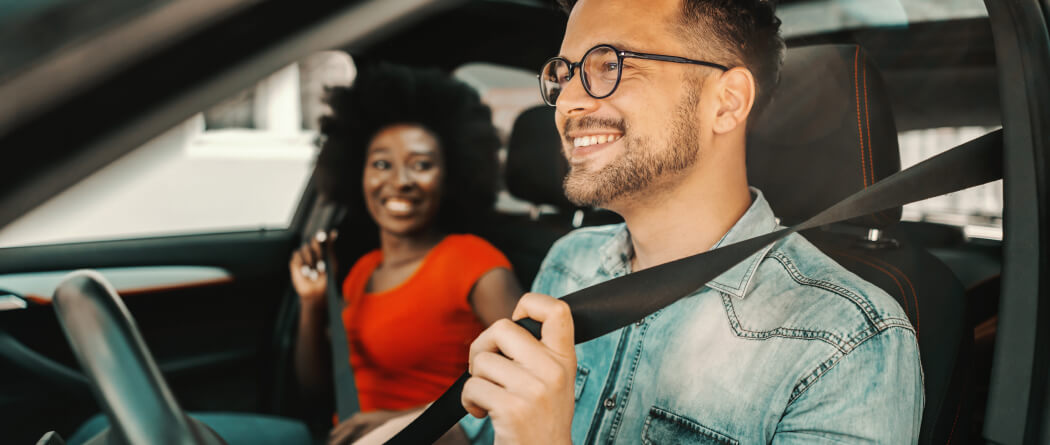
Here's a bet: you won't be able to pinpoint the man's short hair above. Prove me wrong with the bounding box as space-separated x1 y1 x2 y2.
557 0 785 116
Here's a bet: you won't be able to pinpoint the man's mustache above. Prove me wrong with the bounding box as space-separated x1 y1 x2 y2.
562 116 627 144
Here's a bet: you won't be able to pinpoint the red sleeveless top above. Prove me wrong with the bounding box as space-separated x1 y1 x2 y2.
340 234 511 411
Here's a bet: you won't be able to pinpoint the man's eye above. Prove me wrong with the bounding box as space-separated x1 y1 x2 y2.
371 160 390 170
603 62 619 72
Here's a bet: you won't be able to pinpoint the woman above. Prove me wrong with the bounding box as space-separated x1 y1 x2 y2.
290 63 522 444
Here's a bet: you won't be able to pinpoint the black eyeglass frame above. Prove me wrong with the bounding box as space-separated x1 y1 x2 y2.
538 44 732 106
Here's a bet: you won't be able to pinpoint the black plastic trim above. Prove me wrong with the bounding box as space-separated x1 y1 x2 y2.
982 0 1050 443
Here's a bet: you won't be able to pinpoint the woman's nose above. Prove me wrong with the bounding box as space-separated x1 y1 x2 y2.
394 166 413 189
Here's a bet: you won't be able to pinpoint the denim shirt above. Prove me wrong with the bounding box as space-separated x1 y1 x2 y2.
461 189 924 444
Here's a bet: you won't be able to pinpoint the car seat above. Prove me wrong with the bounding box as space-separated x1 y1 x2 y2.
747 44 972 445
483 105 621 287
489 44 972 444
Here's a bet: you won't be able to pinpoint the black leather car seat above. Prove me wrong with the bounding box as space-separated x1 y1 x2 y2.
505 105 623 229
483 105 620 287
748 44 972 445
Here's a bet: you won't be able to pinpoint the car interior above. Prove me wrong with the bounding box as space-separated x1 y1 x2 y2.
0 0 1046 444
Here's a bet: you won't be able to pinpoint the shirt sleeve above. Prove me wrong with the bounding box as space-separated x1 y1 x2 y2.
447 235 513 307
458 414 495 445
772 326 924 444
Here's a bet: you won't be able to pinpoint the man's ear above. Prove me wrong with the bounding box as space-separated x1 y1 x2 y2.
712 67 756 135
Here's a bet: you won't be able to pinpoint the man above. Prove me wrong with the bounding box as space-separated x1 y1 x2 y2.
359 0 923 443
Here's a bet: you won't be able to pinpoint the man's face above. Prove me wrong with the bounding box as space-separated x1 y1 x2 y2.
556 0 711 208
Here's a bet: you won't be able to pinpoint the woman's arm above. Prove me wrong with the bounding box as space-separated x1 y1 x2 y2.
468 268 523 327
294 297 334 400
291 231 337 400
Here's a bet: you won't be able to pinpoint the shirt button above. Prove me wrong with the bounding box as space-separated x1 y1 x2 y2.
603 394 617 410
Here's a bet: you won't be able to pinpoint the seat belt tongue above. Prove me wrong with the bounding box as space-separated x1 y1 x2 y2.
384 130 1004 444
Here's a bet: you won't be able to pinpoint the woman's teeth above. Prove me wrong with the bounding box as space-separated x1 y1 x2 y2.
573 134 622 148
385 199 412 213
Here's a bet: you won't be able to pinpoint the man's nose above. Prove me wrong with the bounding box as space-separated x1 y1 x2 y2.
556 72 600 117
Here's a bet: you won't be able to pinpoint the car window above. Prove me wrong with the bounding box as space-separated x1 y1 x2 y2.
0 51 355 248
900 126 1003 240
778 0 988 37
454 63 555 216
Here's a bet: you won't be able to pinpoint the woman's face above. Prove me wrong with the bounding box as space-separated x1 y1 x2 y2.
362 124 445 236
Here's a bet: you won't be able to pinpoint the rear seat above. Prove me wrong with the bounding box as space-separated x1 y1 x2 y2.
482 105 620 287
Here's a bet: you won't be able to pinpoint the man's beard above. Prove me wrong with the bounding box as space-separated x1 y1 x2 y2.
563 88 702 208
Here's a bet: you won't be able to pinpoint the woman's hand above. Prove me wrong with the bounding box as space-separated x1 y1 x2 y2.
289 230 338 308
328 408 419 445
344 406 469 445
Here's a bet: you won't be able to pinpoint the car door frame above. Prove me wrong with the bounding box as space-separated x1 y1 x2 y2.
982 0 1050 443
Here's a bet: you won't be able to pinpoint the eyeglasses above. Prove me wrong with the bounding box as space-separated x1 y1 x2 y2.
538 44 730 106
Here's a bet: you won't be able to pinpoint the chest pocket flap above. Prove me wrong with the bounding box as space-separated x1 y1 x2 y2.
574 365 589 401
642 406 739 445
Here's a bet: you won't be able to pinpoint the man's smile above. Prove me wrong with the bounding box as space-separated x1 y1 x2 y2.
567 131 624 161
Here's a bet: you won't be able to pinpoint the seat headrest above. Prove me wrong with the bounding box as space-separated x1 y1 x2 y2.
747 44 901 229
505 105 574 209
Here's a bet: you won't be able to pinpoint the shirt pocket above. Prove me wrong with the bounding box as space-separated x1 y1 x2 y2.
642 406 739 445
574 365 589 401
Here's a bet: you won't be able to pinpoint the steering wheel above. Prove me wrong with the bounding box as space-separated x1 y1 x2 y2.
52 270 226 445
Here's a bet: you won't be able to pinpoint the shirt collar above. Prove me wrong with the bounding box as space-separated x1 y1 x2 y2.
596 187 780 299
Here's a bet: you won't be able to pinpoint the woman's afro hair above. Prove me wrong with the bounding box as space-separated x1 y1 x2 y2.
313 62 501 235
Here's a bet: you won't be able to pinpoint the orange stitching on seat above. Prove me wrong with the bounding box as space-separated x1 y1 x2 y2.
829 249 911 328
863 55 875 187
856 253 921 336
946 399 962 444
861 56 885 226
854 47 867 188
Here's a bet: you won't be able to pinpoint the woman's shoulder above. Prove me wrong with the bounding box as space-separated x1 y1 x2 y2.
440 232 510 260
342 249 382 295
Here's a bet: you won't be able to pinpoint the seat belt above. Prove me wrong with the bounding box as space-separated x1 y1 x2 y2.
304 201 360 421
325 205 360 421
385 129 1005 444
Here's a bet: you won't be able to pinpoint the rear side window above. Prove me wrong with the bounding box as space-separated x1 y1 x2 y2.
899 127 1003 240
0 52 355 248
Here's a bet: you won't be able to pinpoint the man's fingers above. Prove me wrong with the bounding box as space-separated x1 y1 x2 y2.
469 351 542 391
469 319 549 368
511 293 576 356
461 374 516 419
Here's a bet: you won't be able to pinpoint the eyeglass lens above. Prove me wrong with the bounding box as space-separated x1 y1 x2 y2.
540 46 620 105
540 59 570 105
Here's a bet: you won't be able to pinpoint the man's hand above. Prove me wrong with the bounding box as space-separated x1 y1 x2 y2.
461 293 577 445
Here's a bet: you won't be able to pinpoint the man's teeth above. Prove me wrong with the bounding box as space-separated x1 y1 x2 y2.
385 199 412 212
573 134 622 148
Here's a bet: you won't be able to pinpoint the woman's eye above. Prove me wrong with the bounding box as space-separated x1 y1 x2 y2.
414 160 434 171
371 160 390 170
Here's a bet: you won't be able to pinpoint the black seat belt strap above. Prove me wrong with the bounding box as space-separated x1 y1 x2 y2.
387 130 1004 444
306 202 360 421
